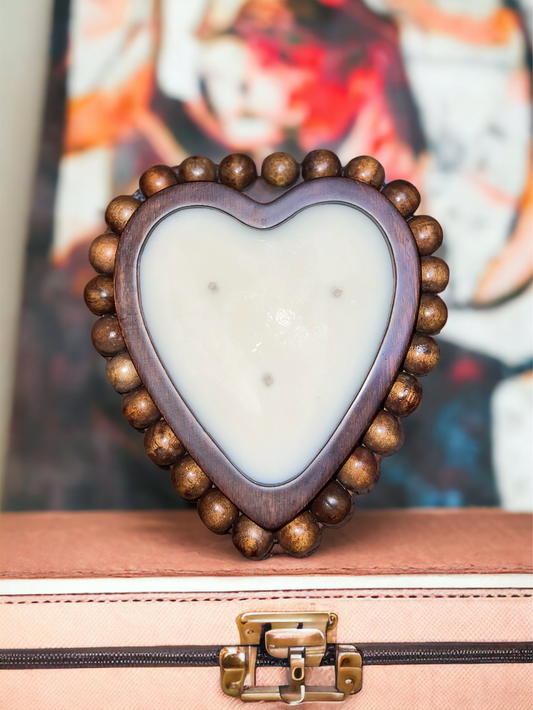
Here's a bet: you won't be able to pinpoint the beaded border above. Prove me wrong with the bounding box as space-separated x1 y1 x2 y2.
84 151 449 560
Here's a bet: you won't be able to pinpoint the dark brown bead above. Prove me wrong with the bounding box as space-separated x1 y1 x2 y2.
301 149 341 180
403 333 440 376
232 515 275 560
170 455 211 501
218 153 257 191
421 256 450 293
197 487 238 534
337 446 378 492
84 274 115 315
343 155 384 188
105 195 140 235
277 512 321 558
121 387 160 430
385 372 423 418
91 315 125 357
139 165 178 197
261 152 299 188
417 293 448 335
409 216 443 256
381 180 421 218
310 481 353 528
105 352 141 393
89 233 119 275
363 410 402 455
179 155 217 183
144 419 185 466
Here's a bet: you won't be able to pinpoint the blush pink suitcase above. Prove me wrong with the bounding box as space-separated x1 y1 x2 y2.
1 508 531 709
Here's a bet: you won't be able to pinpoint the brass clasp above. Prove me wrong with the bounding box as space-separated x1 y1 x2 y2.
220 612 362 704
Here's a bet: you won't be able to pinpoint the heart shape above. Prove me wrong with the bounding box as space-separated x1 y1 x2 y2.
116 178 419 529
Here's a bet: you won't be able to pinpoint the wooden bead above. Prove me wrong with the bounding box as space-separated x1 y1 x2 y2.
121 387 160 430
232 515 274 560
197 487 238 534
105 352 141 393
337 446 378 492
381 180 420 218
89 233 119 275
261 152 299 188
343 156 384 188
139 165 178 197
421 256 449 293
409 216 443 255
385 372 423 418
179 155 217 183
170 455 211 501
144 419 185 466
363 410 402 455
277 512 321 558
403 333 440 376
84 274 115 315
105 195 140 235
310 481 353 528
417 293 448 335
91 315 125 357
301 149 341 180
218 153 257 191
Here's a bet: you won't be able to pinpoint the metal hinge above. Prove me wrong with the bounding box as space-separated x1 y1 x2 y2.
220 612 362 704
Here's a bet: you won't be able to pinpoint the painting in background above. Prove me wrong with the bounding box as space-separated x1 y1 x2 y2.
3 0 532 511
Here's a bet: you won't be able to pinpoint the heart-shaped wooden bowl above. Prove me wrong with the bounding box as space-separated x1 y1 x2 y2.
85 152 449 559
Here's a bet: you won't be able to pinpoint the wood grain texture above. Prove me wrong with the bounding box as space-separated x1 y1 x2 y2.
91 315 125 357
277 511 321 558
89 233 119 275
197 488 238 534
309 481 354 528
139 165 178 197
337 446 378 492
384 372 423 418
343 155 384 188
105 352 141 393
261 151 300 187
105 195 140 235
218 153 256 191
143 419 185 466
381 180 421 218
83 274 115 315
114 178 420 529
301 149 341 180
170 455 211 501
231 515 274 560
178 156 217 183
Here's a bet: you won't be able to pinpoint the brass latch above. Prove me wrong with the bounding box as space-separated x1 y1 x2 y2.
220 612 362 704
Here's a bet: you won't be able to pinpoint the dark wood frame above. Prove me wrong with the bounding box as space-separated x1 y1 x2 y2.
115 177 419 529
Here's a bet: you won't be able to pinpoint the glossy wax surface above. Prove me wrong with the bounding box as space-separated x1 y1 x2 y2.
140 204 393 485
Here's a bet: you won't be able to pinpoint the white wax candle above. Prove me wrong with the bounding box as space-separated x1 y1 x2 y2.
140 204 393 485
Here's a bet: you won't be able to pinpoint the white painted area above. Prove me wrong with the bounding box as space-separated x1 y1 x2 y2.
492 373 533 512
1 574 530 597
53 149 113 259
140 204 393 485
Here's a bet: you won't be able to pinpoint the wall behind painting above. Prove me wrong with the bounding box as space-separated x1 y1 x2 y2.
1 0 532 512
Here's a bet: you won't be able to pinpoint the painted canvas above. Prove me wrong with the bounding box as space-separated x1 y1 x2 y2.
3 0 532 512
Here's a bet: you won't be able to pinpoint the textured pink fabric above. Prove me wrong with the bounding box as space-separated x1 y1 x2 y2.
1 589 531 648
1 509 531 578
2 665 532 710
1 510 531 708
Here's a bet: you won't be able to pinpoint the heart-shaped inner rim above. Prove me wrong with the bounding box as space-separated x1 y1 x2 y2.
139 203 394 486
115 179 419 529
